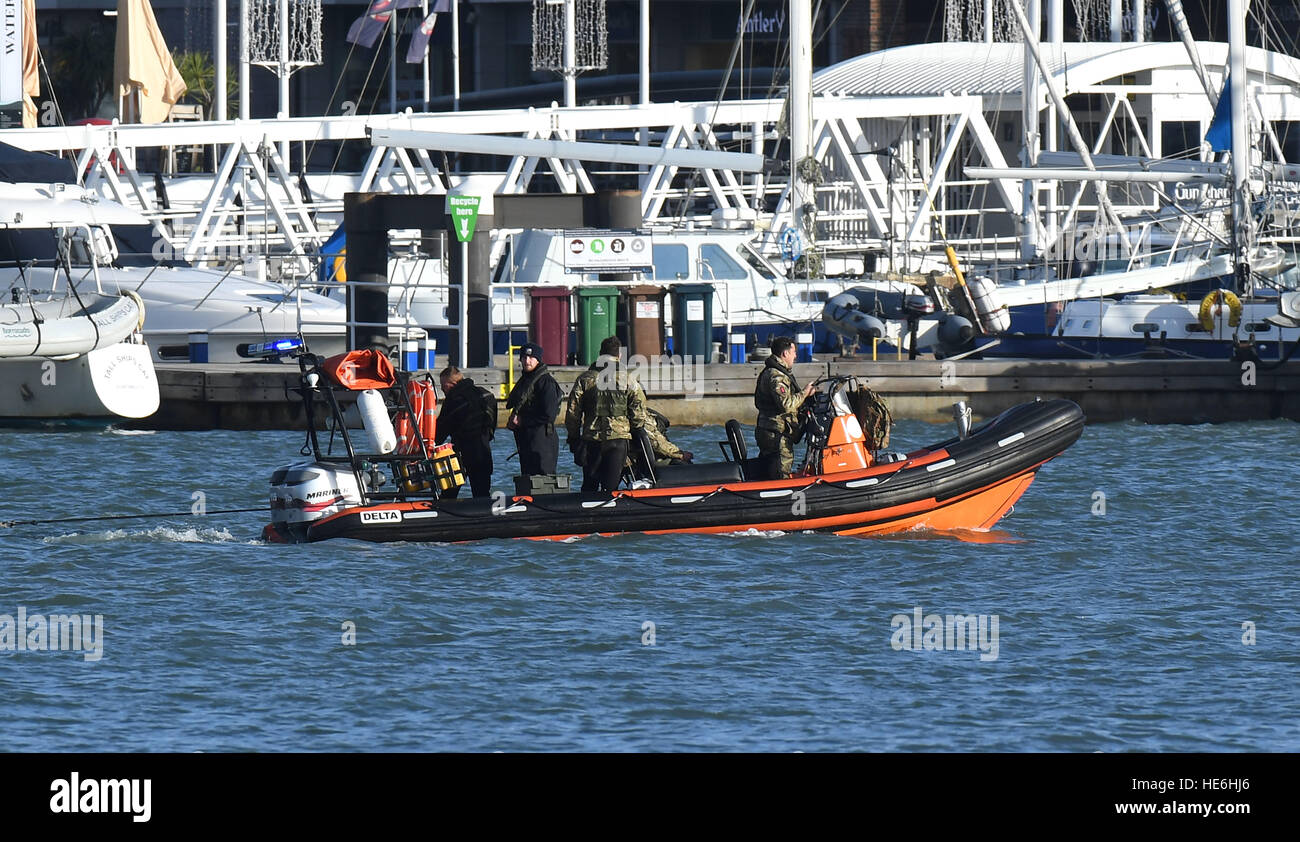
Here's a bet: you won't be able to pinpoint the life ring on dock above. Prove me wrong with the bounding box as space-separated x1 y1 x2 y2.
1198 289 1242 331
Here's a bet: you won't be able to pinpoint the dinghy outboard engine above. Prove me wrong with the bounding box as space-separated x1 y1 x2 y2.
265 461 364 543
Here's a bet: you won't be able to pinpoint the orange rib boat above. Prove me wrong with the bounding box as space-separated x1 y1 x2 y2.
263 353 1084 544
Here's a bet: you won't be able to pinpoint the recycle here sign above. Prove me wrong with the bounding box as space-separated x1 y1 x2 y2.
446 195 481 243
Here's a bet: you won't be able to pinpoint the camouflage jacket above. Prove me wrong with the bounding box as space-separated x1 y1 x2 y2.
754 356 804 435
565 358 648 442
648 424 683 462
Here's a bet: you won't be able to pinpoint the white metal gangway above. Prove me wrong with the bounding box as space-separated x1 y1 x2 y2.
2 96 1031 277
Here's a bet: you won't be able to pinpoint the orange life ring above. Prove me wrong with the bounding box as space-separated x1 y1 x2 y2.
395 379 437 456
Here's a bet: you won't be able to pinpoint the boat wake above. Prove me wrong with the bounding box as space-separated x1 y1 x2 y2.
724 528 788 538
872 525 1024 544
106 428 157 436
44 526 246 545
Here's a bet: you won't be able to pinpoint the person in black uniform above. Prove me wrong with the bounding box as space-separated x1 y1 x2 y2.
435 366 496 499
505 342 563 476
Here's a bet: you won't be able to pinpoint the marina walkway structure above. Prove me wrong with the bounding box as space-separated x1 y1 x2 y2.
6 40 1299 281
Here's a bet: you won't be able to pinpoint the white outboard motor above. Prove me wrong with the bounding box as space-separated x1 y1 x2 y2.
269 461 364 540
966 276 1011 335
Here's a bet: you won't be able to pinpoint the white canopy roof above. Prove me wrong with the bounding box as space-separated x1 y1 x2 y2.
812 41 1300 104
0 183 150 229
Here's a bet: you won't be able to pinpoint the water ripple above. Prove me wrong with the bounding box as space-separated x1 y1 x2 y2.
0 420 1297 750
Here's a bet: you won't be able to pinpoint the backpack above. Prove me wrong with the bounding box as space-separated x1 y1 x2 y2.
475 386 499 439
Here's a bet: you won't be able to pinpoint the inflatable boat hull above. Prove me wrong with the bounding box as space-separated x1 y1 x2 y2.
267 398 1084 544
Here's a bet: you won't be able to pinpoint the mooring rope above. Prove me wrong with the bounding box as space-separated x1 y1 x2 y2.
1 508 267 529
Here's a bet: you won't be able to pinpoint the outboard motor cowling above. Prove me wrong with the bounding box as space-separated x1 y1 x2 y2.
269 460 364 541
902 294 935 318
1267 290 1300 329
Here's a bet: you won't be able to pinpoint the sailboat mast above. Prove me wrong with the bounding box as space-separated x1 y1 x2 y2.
789 0 815 271
216 0 227 120
239 0 249 120
1164 0 1219 105
1022 0 1041 262
1229 0 1251 286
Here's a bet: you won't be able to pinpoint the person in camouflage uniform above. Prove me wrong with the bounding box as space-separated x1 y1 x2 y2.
754 336 816 479
622 407 694 483
565 336 649 492
645 407 692 465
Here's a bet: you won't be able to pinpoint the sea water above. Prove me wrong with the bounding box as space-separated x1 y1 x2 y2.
0 418 1296 751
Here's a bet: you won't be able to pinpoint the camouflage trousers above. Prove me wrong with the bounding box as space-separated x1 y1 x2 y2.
755 427 797 479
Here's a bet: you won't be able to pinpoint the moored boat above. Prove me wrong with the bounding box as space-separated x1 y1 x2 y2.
263 350 1084 544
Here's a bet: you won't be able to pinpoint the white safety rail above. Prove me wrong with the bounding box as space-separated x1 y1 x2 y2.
14 46 1286 279
1 97 1037 276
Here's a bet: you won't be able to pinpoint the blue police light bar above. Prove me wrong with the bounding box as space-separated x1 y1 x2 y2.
237 337 305 358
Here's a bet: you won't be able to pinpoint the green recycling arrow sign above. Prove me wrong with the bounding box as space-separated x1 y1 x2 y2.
446 195 481 243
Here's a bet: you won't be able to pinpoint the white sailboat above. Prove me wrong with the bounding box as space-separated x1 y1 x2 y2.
1 181 159 422
994 0 1300 360
0 168 349 366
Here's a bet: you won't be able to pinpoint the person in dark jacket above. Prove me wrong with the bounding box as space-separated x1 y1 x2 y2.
436 366 496 499
505 342 563 476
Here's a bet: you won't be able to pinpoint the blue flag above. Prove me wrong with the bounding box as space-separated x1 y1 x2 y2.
1204 75 1233 153
346 11 391 48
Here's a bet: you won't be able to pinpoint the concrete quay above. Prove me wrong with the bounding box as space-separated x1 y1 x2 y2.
137 357 1300 430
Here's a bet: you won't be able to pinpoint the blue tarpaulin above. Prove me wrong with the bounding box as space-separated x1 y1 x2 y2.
318 226 346 287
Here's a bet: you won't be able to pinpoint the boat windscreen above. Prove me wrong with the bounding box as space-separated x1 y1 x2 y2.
0 228 58 268
738 242 778 280
111 223 190 267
